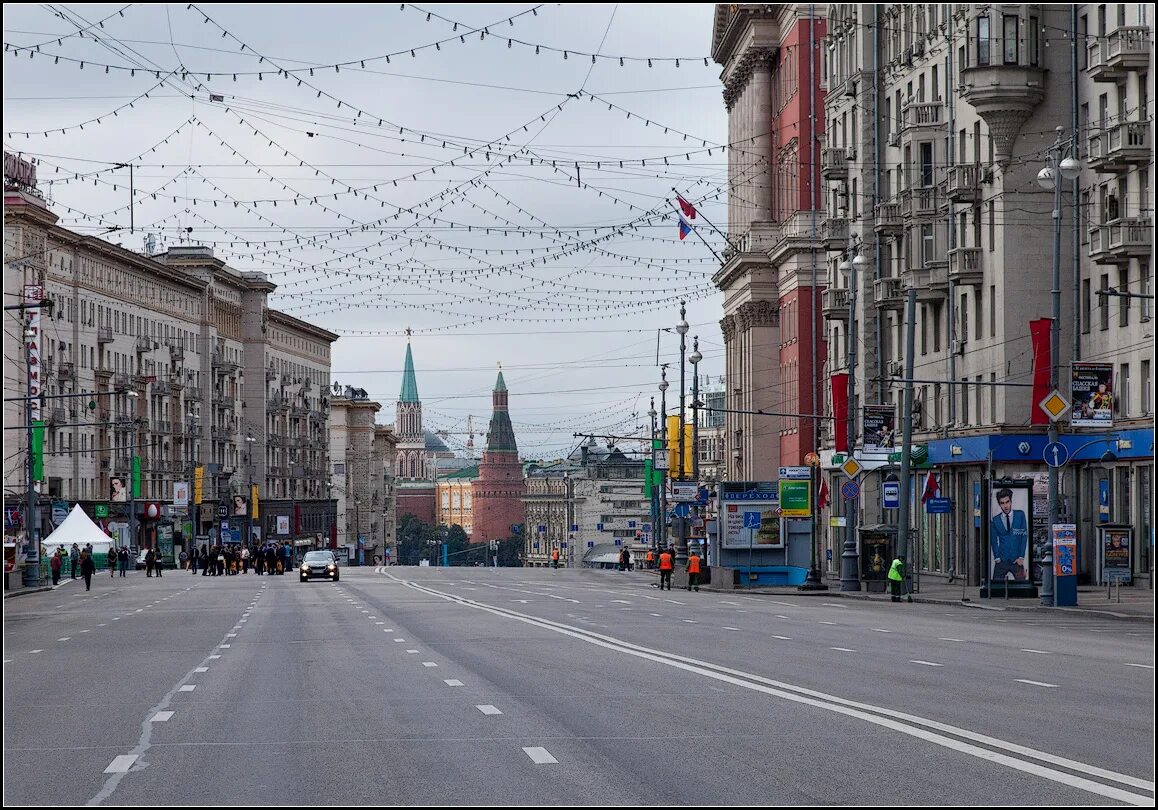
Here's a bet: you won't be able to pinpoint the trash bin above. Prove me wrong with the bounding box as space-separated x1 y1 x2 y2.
859 524 897 593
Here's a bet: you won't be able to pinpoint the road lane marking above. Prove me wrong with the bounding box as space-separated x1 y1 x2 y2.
911 660 944 667
443 679 464 687
1015 679 1059 688
58 637 70 642
208 655 221 659
406 650 419 654
665 599 686 605
523 747 557 764
97 623 106 627
422 662 438 667
393 638 405 643
227 633 237 638
104 755 138 773
939 638 965 642
771 635 792 640
682 619 698 624
768 600 797 607
611 600 631 604
830 647 856 652
775 615 790 619
29 650 43 654
723 626 741 631
871 629 892 633
376 622 385 625
1021 649 1052 655
396 575 1155 804
178 685 196 692
194 667 209 673
649 613 662 617
822 603 847 608
220 644 230 648
476 705 503 715
150 712 174 722
818 621 836 626
1124 663 1154 669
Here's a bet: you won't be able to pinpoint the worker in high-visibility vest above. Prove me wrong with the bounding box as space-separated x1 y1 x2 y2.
646 549 655 570
888 556 911 603
657 548 674 590
686 551 702 592
551 547 560 570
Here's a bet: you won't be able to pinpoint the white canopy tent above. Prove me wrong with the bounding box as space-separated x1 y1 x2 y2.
42 504 113 556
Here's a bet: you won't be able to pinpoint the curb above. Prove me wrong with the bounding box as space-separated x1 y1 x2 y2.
2 586 52 599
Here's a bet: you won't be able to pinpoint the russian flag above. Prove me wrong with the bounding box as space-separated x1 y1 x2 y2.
678 212 694 240
676 195 697 220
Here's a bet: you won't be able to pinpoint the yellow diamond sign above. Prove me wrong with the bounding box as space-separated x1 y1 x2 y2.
840 457 863 479
1038 390 1070 422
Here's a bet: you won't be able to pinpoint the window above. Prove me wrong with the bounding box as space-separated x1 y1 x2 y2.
990 373 998 422
989 285 996 337
1082 279 1092 334
921 223 935 264
959 292 969 343
961 379 970 425
1120 364 1130 417
933 303 943 352
920 142 934 186
974 292 982 344
975 376 983 423
933 383 942 427
1029 17 1039 65
1100 275 1110 330
921 305 928 355
1143 361 1152 415
1119 267 1130 327
1002 15 1019 64
988 201 995 250
973 122 981 164
1142 272 1152 321
932 65 939 101
977 15 991 65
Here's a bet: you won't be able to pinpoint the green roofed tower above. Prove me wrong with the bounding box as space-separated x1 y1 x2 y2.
472 364 525 543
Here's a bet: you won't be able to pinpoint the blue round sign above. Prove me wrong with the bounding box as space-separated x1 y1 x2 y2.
1043 441 1070 468
840 480 860 500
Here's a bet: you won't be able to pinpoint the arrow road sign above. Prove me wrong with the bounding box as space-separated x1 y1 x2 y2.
1043 441 1070 468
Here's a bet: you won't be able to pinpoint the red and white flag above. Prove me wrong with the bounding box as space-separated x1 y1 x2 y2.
817 477 830 510
920 471 939 503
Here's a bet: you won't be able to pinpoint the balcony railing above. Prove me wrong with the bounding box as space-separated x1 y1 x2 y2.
184 387 202 401
822 287 850 320
873 277 905 310
901 102 942 131
1087 121 1151 172
945 165 982 202
1087 26 1150 80
875 201 903 234
901 186 942 219
152 419 171 434
823 217 849 248
97 326 114 343
1090 217 1152 263
821 147 849 180
135 336 153 353
947 247 984 285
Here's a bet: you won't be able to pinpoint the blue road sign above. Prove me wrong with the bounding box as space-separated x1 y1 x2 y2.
570 524 579 532
672 503 691 518
841 479 861 500
826 548 833 561
1043 441 1070 468
743 511 762 529
925 497 953 514
882 480 900 509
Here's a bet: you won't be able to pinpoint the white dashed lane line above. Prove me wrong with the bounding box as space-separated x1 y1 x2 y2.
194 667 209 673
818 621 836 626
476 705 503 715
178 685 196 692
151 712 175 722
830 647 856 652
29 650 43 654
1015 679 1060 688
871 628 892 633
523 747 558 764
443 679 464 687
104 755 138 773
1124 663 1154 669
910 660 944 667
57 637 70 642
771 635 792 640
422 662 438 668
1021 649 1052 655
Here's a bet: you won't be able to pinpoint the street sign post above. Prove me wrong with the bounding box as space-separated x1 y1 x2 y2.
778 466 811 480
840 480 860 501
1038 390 1070 422
882 480 900 509
1043 441 1070 468
840 457 863 479
925 497 952 514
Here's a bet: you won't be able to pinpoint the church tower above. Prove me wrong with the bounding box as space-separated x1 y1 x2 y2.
394 336 425 479
472 366 526 544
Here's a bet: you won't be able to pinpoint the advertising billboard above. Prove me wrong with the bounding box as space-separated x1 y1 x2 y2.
1070 362 1113 427
720 483 783 549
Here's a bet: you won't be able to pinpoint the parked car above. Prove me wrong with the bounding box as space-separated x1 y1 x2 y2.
300 550 339 582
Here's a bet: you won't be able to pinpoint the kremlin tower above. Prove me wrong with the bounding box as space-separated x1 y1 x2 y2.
471 366 525 544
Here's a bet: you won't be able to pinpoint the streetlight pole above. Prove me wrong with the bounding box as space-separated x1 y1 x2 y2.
675 301 689 565
689 337 702 562
649 398 658 553
1036 127 1082 607
658 368 669 551
840 249 868 591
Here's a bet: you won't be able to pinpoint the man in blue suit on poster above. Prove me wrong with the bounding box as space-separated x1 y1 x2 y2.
989 488 1028 581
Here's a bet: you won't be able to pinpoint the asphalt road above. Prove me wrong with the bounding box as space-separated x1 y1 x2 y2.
3 566 1154 806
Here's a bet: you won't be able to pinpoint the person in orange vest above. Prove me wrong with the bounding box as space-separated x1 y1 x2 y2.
646 549 655 570
686 550 702 592
657 547 674 590
551 547 560 570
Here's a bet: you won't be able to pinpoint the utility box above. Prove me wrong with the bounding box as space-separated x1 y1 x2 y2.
859 524 896 593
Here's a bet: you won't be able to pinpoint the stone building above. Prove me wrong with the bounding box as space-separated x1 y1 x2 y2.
472 370 525 546
329 386 397 563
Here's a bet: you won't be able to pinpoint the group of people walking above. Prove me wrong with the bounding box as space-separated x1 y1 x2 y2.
49 543 98 590
646 547 702 592
185 542 296 577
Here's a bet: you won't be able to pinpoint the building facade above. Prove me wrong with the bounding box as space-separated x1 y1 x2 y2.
819 4 1153 586
712 4 830 480
4 175 337 561
329 387 398 563
392 339 454 524
436 464 478 537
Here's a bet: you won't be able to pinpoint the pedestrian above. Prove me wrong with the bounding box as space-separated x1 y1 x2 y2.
216 547 226 577
179 549 188 571
118 546 129 577
658 547 674 590
50 549 63 586
888 555 911 603
646 549 655 570
155 551 163 577
190 547 199 574
686 550 702 592
551 547 560 570
266 544 277 576
145 547 155 578
282 543 292 575
69 543 80 579
201 546 210 576
109 546 118 578
81 549 96 591
241 545 250 574
255 547 265 576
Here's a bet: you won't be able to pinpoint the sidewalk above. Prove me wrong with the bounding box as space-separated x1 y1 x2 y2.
651 569 1155 621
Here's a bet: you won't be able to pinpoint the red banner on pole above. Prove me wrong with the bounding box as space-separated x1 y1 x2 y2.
1029 318 1052 425
830 373 849 453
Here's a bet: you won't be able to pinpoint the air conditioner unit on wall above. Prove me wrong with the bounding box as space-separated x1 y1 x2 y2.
953 340 965 356
887 132 899 147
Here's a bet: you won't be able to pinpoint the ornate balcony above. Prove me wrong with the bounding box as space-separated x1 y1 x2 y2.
960 63 1046 164
1087 27 1150 81
1089 218 1152 264
821 147 849 180
875 201 903 235
873 277 905 310
823 217 849 250
945 165 983 203
900 102 942 132
905 262 949 302
1087 121 1151 173
947 247 984 285
767 211 823 267
135 336 154 353
97 327 114 344
184 387 202 401
169 346 185 363
822 287 850 320
901 186 941 220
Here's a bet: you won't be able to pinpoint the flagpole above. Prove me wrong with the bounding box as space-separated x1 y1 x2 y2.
669 200 722 264
672 188 738 252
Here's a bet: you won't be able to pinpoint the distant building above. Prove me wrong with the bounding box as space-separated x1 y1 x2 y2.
391 339 454 524
329 387 397 563
472 370 525 546
436 464 478 537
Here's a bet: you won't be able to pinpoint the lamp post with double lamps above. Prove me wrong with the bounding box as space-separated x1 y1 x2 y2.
1035 126 1083 607
675 302 690 565
648 398 658 553
689 337 702 561
839 248 870 591
658 368 669 552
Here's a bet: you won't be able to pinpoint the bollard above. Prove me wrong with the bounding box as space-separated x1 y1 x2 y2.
1040 552 1054 607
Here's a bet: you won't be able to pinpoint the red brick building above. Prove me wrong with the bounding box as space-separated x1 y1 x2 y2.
712 4 828 475
471 370 525 545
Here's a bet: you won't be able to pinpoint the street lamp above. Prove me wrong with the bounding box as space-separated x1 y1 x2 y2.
688 337 702 563
838 248 869 591
1036 126 1083 606
675 301 690 565
658 368 669 551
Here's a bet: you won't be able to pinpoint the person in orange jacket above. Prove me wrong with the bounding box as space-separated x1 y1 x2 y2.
646 549 655 570
657 548 674 590
686 550 702 592
551 547 560 569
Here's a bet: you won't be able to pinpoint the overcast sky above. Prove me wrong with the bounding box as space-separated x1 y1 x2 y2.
4 3 728 459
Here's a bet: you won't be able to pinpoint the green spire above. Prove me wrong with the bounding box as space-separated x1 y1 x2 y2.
494 367 507 392
399 342 419 403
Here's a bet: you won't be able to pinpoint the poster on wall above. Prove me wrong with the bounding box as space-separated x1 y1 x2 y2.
719 484 784 549
987 481 1032 585
862 404 897 452
276 515 290 536
1070 362 1114 427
